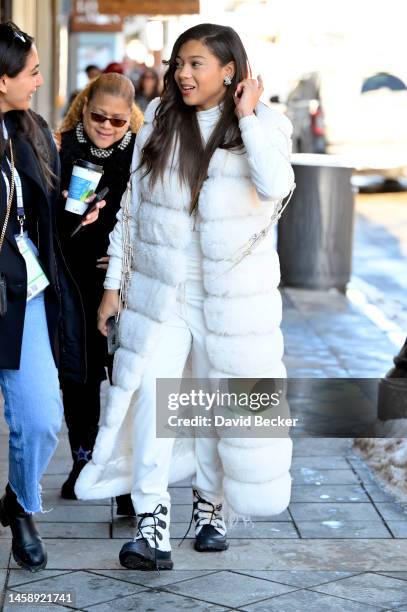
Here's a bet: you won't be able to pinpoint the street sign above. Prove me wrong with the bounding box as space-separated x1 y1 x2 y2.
99 0 199 15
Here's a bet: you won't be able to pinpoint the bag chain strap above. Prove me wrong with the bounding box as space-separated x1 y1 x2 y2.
116 177 133 319
212 182 296 280
0 140 16 255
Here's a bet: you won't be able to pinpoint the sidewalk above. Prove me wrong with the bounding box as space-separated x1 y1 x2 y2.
1 287 407 611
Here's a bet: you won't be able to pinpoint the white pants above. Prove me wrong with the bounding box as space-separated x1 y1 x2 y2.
130 233 223 514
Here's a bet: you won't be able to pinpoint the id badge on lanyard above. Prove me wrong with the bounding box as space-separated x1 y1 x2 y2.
12 165 50 301
14 232 49 300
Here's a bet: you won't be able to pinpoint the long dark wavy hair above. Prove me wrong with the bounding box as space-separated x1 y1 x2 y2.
139 23 250 212
0 21 55 190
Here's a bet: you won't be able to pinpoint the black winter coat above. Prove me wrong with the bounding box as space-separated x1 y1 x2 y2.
0 111 85 382
57 127 136 383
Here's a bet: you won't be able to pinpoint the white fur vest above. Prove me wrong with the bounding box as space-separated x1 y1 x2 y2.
76 99 295 517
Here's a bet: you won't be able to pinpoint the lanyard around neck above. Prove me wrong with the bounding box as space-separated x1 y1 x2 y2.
1 140 25 235
0 139 16 254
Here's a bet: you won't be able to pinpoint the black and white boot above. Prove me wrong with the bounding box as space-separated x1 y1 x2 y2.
119 503 173 570
193 489 228 552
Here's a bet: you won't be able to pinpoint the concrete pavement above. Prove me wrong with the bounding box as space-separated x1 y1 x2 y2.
1 281 407 611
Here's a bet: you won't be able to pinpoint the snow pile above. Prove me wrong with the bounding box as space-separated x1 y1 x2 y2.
354 422 407 501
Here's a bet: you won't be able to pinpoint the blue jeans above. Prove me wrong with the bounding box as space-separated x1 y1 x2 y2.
0 292 63 513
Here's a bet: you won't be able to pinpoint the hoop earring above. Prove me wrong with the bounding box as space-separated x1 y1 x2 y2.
224 75 233 86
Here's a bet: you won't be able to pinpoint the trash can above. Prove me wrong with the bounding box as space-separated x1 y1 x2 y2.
277 153 355 292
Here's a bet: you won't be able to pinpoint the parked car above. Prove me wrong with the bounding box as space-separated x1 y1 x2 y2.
285 70 407 181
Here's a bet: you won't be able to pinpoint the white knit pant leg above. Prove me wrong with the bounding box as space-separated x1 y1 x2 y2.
190 364 223 504
130 311 191 514
185 234 223 505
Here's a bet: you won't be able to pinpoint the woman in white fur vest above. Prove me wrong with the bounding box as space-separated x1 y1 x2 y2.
75 23 295 571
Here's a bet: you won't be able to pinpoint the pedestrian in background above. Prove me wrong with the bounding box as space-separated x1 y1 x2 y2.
134 68 161 111
77 22 295 571
85 64 101 81
55 73 143 516
104 62 124 74
0 21 103 572
63 65 102 117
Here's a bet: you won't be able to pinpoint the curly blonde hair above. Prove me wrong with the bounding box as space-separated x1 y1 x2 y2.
59 73 144 134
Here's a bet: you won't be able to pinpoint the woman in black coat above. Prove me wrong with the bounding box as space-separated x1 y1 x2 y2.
56 73 143 511
0 21 104 572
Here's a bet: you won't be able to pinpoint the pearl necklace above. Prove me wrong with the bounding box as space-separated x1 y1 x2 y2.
76 122 132 158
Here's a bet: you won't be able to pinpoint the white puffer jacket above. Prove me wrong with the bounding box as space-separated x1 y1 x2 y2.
76 98 295 517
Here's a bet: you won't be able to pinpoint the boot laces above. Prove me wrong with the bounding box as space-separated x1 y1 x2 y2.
179 489 225 547
193 489 226 535
134 503 167 550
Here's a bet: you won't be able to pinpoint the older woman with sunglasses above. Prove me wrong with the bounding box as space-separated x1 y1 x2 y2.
55 73 143 512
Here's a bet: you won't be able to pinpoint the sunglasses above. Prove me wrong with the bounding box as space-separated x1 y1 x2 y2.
13 31 27 43
90 111 128 128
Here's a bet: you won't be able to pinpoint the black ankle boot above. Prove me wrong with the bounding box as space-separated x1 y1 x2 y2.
193 489 228 552
60 459 88 500
119 503 173 571
0 485 47 572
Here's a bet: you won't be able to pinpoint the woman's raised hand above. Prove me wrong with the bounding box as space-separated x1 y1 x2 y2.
97 289 120 337
234 74 264 119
